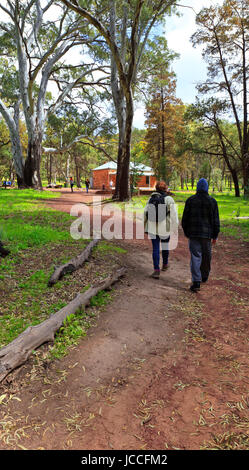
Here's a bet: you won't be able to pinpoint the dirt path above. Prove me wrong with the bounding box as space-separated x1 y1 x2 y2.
0 190 248 451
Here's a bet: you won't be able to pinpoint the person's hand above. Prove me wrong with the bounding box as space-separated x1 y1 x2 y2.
212 239 217 245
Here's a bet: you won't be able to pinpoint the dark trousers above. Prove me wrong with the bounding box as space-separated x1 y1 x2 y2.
151 235 170 271
189 238 212 282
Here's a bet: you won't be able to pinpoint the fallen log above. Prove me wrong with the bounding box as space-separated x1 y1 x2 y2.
48 238 99 287
0 267 126 383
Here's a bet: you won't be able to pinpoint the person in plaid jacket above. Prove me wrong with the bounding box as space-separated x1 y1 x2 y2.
182 178 220 292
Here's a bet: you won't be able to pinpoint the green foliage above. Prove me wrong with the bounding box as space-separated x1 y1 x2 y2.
199 160 211 181
96 242 127 255
190 0 249 194
0 58 19 103
90 290 112 308
48 313 88 360
43 104 117 184
139 35 178 96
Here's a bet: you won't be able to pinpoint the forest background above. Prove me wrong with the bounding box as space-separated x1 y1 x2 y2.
0 0 248 200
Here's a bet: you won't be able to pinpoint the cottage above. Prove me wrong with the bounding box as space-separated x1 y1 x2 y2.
92 161 156 192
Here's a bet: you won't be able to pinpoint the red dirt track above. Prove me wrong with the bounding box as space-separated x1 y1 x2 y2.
0 189 248 451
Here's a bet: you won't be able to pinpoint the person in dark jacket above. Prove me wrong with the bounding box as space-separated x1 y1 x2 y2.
182 178 220 292
70 177 74 193
85 178 90 193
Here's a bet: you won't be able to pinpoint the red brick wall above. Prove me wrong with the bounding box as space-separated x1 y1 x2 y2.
93 169 110 189
137 175 156 188
93 169 156 189
150 176 156 188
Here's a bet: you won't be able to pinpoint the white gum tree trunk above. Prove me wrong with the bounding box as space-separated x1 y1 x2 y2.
0 0 93 188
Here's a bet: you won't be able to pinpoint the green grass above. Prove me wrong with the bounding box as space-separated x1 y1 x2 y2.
47 289 114 360
95 242 127 255
0 188 73 252
0 189 120 361
47 312 89 360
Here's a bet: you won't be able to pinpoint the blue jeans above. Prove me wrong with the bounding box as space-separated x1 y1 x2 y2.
150 235 170 271
189 238 212 282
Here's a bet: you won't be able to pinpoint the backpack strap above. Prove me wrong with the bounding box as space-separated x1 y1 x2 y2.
164 196 172 216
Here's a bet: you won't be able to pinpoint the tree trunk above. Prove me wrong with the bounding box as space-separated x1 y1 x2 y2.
112 95 126 200
113 138 122 199
242 157 249 196
118 93 134 201
191 171 195 190
231 169 240 197
185 177 189 191
74 154 81 188
180 174 184 190
24 132 43 189
76 165 81 188
9 161 14 181
0 99 25 187
118 150 131 201
66 154 70 186
48 239 99 287
48 154 53 185
220 162 226 192
0 267 126 383
11 134 25 188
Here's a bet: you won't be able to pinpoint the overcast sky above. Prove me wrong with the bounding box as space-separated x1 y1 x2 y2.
133 0 224 129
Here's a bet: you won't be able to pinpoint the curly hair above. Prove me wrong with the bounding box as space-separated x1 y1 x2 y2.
155 181 168 193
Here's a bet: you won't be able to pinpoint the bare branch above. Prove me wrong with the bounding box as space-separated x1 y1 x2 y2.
60 0 128 92
0 3 15 21
43 0 54 14
21 0 37 32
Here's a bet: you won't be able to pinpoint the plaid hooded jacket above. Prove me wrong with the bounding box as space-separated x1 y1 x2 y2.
181 179 220 240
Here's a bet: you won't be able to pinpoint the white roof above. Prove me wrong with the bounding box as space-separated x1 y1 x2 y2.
94 162 117 170
93 161 153 173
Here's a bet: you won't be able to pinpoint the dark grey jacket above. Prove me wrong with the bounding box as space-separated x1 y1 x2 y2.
182 191 220 240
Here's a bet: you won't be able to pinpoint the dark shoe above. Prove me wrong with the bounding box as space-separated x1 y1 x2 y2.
162 264 169 271
202 277 208 283
190 282 200 292
151 270 160 279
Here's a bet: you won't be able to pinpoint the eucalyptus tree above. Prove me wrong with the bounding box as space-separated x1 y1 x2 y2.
142 35 182 183
185 99 242 197
0 0 108 188
60 0 178 200
43 94 117 183
144 74 184 184
191 0 249 195
0 119 12 180
0 57 24 185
